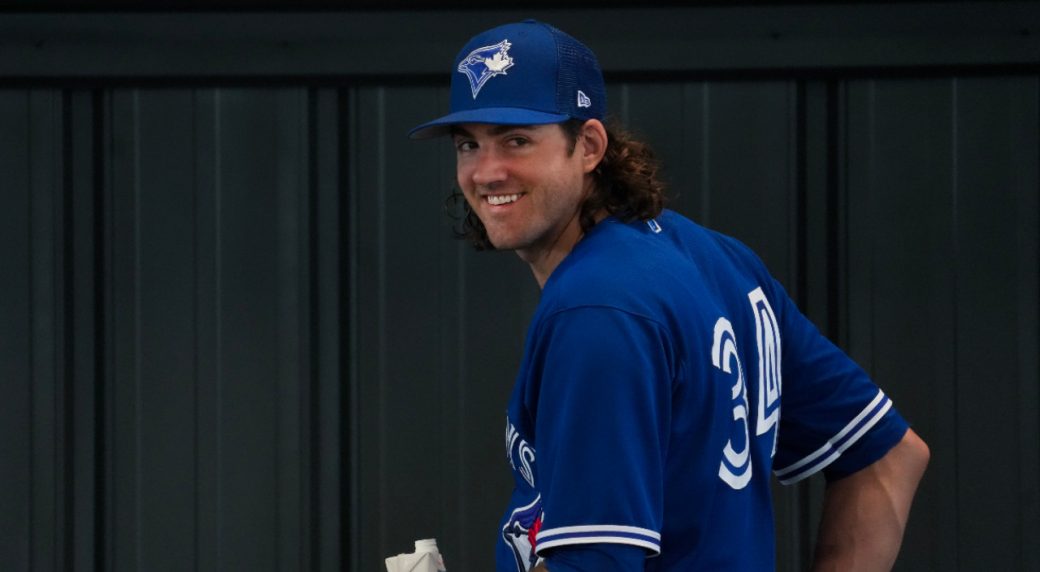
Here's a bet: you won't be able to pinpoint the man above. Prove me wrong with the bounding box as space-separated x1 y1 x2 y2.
410 20 929 572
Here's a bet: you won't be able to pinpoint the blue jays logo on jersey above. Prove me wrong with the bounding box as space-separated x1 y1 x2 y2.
506 417 536 487
457 39 514 99
502 494 543 572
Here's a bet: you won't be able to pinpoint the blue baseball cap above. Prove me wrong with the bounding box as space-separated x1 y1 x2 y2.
409 20 606 139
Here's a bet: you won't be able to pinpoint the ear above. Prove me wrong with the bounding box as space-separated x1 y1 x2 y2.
579 119 608 174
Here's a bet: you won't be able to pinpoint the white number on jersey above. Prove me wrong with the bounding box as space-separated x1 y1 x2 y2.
712 287 784 489
712 317 752 489
748 287 781 456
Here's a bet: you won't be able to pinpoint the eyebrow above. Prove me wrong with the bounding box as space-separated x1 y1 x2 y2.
450 124 540 138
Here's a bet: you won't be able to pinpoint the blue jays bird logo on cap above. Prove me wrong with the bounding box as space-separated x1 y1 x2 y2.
457 39 514 99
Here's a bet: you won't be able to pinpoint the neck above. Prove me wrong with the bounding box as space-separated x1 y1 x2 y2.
519 208 608 289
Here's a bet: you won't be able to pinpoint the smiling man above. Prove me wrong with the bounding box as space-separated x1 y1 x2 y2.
410 20 929 572
449 121 604 287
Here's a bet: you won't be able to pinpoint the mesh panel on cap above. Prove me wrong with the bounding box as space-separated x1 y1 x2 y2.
549 26 605 121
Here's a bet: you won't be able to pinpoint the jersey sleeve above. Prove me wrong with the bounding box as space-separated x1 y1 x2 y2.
768 281 910 484
526 306 671 558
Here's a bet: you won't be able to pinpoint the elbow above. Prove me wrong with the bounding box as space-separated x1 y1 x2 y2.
904 428 931 482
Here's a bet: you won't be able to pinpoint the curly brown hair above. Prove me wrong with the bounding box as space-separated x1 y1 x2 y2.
445 119 667 250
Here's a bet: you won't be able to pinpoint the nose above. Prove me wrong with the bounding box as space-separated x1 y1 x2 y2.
469 148 507 189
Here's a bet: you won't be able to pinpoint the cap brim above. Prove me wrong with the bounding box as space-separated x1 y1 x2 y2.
408 107 571 139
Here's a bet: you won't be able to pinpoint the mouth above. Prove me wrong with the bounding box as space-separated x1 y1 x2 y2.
485 193 524 206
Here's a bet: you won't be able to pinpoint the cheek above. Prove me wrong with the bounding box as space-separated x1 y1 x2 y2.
462 192 481 213
456 167 474 197
551 164 587 205
456 178 481 210
455 165 467 191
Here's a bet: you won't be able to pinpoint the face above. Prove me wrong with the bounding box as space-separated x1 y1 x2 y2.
453 123 590 263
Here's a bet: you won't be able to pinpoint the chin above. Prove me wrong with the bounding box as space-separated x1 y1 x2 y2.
483 228 516 250
486 238 515 251
486 235 527 252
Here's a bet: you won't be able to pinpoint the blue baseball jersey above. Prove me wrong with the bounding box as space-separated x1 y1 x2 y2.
496 209 909 571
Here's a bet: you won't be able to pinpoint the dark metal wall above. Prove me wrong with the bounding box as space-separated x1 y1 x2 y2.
2 3 1038 571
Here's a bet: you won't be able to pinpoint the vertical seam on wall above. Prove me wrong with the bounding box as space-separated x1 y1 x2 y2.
307 86 322 572
866 81 875 366
214 88 225 570
191 87 199 572
825 79 841 344
1033 74 1040 571
950 77 962 568
26 89 37 572
701 83 711 225
61 87 76 572
865 79 873 364
131 88 143 572
1032 74 1040 571
91 87 106 572
795 79 808 309
274 89 284 572
339 86 361 572
52 88 62 571
375 85 389 562
337 86 353 572
792 78 810 568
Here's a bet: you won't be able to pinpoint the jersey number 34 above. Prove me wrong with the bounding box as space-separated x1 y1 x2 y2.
710 287 782 490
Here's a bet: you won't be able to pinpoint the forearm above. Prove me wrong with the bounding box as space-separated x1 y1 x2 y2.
812 428 930 571
532 543 646 572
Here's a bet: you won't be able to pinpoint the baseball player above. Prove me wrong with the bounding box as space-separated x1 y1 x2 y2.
410 20 929 572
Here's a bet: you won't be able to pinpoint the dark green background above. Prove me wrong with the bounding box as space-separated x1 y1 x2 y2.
2 2 1038 570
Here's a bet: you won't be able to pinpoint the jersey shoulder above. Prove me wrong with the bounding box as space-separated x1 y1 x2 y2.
540 212 692 318
541 210 782 320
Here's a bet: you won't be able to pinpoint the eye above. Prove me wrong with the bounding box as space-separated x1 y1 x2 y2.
454 139 477 153
505 136 530 148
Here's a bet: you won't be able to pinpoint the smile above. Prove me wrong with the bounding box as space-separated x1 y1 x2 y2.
486 193 524 206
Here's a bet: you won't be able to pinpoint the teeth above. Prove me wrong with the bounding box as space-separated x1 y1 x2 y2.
487 193 522 206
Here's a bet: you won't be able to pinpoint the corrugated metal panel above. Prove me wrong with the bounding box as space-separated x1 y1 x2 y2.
4 4 1040 77
93 87 340 571
952 77 1039 572
0 89 70 571
2 7 1039 571
845 76 1040 571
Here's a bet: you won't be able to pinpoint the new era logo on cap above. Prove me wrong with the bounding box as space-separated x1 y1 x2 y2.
577 90 592 108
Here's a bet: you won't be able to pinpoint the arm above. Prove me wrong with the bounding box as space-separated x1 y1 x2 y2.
530 308 668 565
811 428 930 571
532 543 646 572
